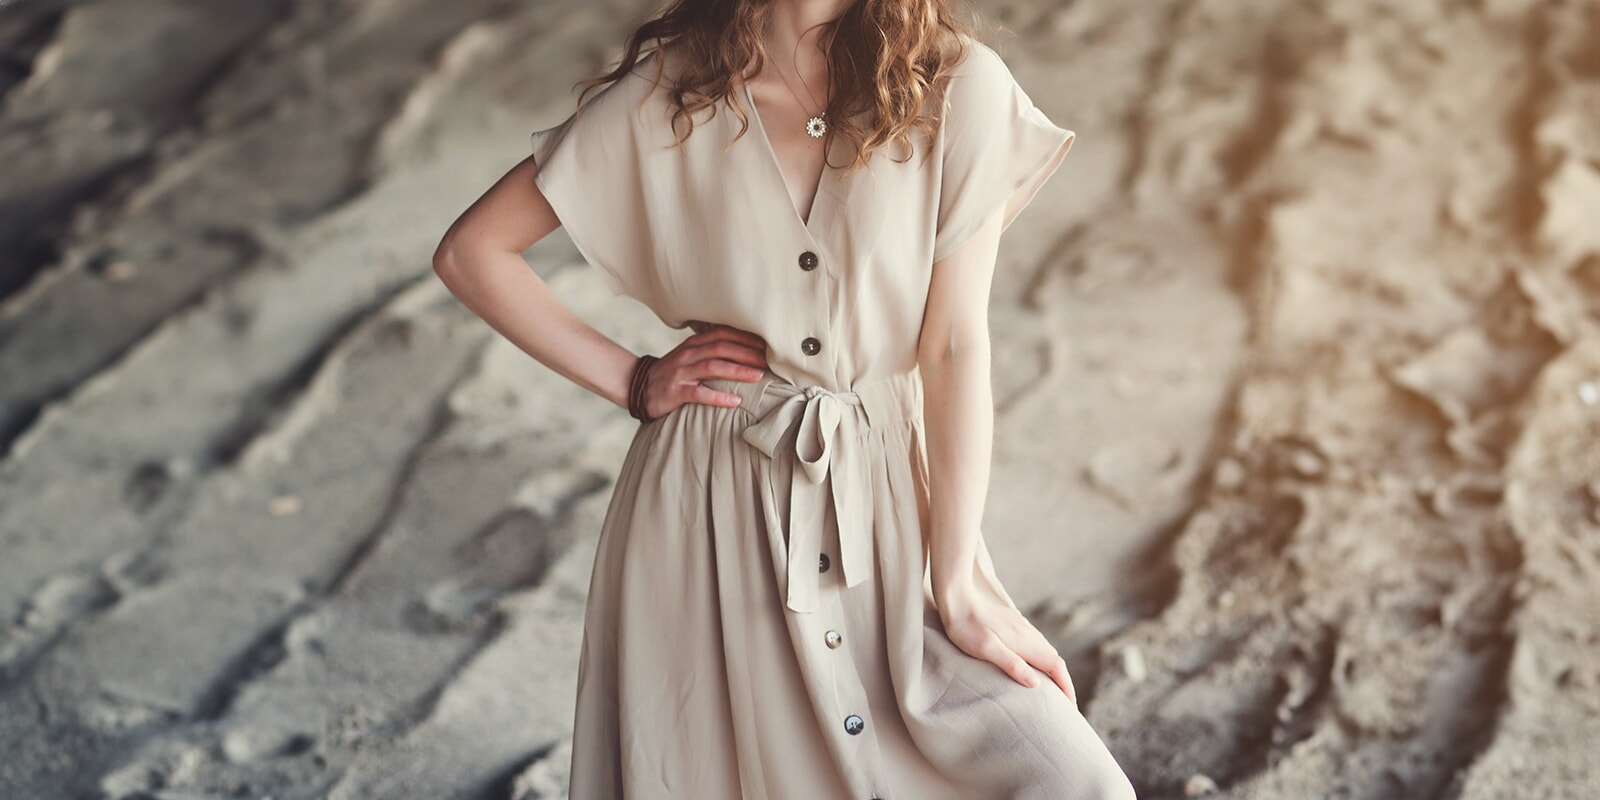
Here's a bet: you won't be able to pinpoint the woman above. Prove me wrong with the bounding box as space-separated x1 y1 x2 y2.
432 0 1135 796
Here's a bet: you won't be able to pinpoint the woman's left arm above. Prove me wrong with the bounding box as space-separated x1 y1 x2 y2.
917 205 1076 703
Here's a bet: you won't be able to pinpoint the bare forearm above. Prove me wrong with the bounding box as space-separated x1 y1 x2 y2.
918 331 994 602
434 247 635 410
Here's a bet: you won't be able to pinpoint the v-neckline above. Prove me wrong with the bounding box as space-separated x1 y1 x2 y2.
741 78 834 237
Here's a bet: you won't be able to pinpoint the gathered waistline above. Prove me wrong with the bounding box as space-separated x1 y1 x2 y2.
700 369 923 430
694 369 923 614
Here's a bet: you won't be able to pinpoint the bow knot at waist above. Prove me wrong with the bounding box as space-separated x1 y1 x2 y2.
739 382 877 614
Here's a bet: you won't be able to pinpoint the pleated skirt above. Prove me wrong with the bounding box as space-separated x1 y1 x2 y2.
566 368 1134 799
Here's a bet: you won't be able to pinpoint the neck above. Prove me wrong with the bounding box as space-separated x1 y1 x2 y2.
765 0 852 71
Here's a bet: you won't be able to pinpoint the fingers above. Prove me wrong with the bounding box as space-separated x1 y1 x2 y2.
643 323 773 418
700 323 768 352
943 594 1077 700
651 361 749 411
688 324 768 357
1042 654 1075 704
976 629 1039 689
1015 627 1075 703
690 358 764 384
685 381 743 409
683 339 768 371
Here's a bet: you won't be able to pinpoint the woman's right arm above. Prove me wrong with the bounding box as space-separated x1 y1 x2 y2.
433 154 640 410
432 155 768 417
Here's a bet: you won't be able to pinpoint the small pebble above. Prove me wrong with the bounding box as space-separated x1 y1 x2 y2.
97 762 160 796
26 572 116 624
1118 646 1147 683
1213 458 1245 490
102 260 138 281
268 494 302 516
1289 448 1326 479
1185 773 1220 796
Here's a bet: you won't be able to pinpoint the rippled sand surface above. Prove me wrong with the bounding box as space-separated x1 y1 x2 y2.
1 0 1596 797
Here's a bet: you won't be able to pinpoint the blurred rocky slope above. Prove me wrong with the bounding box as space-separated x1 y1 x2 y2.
0 0 1596 798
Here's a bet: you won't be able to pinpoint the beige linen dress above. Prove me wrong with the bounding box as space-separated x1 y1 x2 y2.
530 34 1133 800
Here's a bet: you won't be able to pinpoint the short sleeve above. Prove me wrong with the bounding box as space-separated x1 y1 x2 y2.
529 80 655 299
932 42 1076 264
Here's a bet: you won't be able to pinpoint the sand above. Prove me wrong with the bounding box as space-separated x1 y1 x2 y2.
0 0 1596 797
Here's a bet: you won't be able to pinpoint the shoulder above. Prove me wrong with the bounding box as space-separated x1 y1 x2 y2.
570 49 667 122
938 36 1032 137
530 48 673 163
941 36 1021 108
948 36 1012 82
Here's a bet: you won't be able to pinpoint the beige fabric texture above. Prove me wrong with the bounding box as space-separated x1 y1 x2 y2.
530 34 1133 799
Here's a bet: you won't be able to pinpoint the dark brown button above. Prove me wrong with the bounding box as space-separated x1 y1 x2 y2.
799 250 819 271
801 337 821 356
819 553 830 573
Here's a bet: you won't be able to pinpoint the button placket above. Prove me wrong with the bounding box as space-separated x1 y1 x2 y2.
805 605 884 796
795 246 825 362
776 236 885 796
785 525 887 799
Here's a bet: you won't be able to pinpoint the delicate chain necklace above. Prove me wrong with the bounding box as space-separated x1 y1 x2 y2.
770 51 828 139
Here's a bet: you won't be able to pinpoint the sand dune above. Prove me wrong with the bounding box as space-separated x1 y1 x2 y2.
1 0 1596 797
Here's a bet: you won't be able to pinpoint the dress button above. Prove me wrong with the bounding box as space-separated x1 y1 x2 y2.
798 250 819 271
801 336 821 355
844 714 865 735
824 629 843 649
819 553 830 573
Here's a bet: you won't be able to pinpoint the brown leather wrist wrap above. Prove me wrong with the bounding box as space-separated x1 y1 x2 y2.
628 354 659 423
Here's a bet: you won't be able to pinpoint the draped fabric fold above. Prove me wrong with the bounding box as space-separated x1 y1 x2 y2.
740 384 875 613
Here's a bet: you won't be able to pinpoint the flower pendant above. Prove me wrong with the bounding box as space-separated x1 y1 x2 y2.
806 115 826 139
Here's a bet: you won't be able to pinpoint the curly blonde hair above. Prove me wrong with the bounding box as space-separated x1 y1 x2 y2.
568 0 996 174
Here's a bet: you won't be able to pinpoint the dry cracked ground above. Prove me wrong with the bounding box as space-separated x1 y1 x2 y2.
1 0 1597 798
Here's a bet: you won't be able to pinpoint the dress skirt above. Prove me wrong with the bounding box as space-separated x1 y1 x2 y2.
566 368 1134 799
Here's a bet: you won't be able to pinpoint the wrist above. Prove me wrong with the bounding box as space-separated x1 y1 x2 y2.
628 354 659 422
931 566 980 613
930 535 978 591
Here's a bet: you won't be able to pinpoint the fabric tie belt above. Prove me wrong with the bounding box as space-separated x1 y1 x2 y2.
704 370 921 614
741 383 873 613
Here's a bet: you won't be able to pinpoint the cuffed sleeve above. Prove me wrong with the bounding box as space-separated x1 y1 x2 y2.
931 42 1076 265
530 89 655 299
